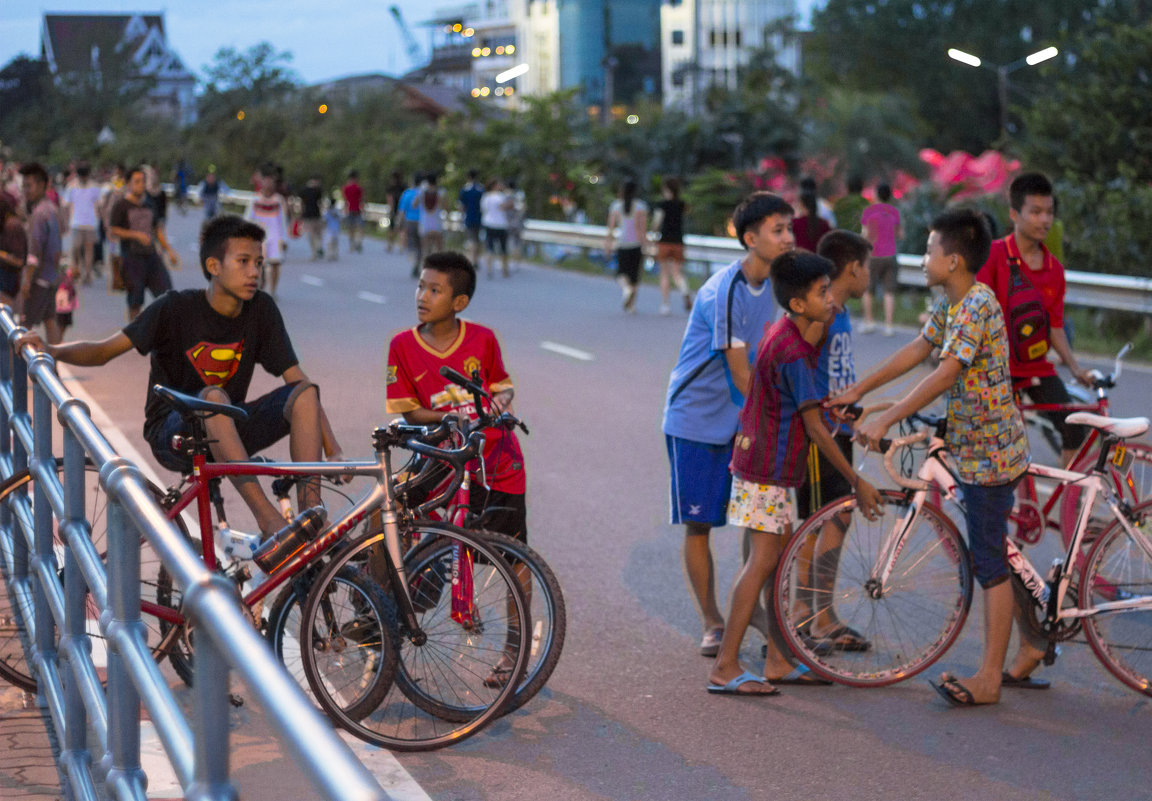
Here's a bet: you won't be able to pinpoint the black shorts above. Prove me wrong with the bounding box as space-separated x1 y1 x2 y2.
147 383 298 473
123 253 172 308
468 486 527 543
23 281 56 325
485 227 508 255
1017 374 1087 451
0 268 19 297
869 256 899 293
616 246 643 285
797 433 854 519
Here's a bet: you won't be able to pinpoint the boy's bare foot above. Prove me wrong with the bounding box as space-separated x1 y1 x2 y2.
931 671 1000 705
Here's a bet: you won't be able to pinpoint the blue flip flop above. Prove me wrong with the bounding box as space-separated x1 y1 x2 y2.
706 670 780 696
770 664 833 686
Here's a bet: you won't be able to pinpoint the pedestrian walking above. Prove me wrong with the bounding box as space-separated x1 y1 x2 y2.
651 176 691 314
18 162 64 343
791 189 831 253
860 182 902 335
297 175 325 260
459 170 485 265
418 173 446 255
343 170 364 253
832 174 869 237
0 195 28 308
385 171 406 253
64 161 102 284
199 169 227 220
109 165 179 320
244 164 290 295
398 173 424 277
604 180 648 313
324 195 341 261
480 179 511 279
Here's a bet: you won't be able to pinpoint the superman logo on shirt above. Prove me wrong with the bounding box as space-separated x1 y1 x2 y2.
186 340 243 386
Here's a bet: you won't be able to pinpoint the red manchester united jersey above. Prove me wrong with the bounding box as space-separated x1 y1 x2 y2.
386 320 525 493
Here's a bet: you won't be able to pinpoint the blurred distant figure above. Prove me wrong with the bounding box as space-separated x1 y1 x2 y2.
342 170 364 253
833 175 869 237
297 175 325 260
385 171 406 253
200 169 227 220
418 173 446 255
245 164 290 294
860 182 902 335
109 165 179 320
174 159 189 214
481 178 511 279
0 195 28 308
800 176 836 228
604 180 648 314
19 162 64 343
651 176 691 314
324 196 341 261
459 169 485 264
64 161 102 284
791 190 831 252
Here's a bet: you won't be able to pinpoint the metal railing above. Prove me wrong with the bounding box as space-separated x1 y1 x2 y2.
193 187 1152 314
0 307 389 801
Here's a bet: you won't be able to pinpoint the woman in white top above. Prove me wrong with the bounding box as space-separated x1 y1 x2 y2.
65 162 103 284
418 174 446 254
604 180 648 313
480 179 512 278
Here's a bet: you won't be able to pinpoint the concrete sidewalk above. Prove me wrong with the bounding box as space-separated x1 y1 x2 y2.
0 683 65 800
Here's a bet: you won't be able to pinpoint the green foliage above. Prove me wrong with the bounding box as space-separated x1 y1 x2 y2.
1018 21 1152 184
681 168 755 236
1054 175 1152 277
804 88 926 183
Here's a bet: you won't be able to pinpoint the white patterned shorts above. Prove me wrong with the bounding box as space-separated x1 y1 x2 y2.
728 478 794 535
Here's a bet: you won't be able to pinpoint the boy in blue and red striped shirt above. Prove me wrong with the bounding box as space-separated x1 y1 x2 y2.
707 251 881 696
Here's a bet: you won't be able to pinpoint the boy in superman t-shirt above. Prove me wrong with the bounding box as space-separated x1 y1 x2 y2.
386 251 527 542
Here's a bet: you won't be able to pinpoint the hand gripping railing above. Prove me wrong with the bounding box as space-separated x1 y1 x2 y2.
0 307 389 801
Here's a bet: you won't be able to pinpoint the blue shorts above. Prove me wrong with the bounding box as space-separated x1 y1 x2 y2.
148 383 299 473
960 479 1020 589
667 434 733 527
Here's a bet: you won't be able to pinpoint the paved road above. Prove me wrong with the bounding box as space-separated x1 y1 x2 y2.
5 211 1152 801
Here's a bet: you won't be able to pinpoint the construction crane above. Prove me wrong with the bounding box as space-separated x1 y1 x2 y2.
389 5 424 70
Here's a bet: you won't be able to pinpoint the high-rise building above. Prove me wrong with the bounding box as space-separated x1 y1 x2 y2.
661 0 799 111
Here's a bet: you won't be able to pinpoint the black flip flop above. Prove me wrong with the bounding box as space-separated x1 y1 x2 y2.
1001 671 1050 690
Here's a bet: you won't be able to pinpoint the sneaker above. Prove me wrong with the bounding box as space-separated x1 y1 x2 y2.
659 302 671 315
883 325 895 336
860 322 877 334
623 286 638 313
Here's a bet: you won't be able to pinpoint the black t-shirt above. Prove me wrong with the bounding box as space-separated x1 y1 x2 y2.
656 198 685 244
123 289 298 442
110 196 158 259
298 184 323 219
145 190 167 224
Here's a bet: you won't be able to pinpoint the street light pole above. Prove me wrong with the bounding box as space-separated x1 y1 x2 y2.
947 46 1059 140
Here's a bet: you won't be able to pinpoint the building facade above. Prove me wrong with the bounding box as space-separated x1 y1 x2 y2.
40 13 197 126
660 0 799 111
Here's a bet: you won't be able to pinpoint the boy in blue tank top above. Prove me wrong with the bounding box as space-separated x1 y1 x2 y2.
661 192 794 656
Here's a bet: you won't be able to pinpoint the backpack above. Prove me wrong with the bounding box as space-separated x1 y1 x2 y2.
1001 238 1050 363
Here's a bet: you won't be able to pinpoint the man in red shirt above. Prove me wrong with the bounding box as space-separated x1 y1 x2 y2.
342 170 364 253
977 172 1092 467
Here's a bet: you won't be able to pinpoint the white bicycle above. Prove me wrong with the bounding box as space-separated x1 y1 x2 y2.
774 408 1152 696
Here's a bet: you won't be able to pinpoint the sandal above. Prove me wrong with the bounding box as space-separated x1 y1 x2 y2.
699 626 724 657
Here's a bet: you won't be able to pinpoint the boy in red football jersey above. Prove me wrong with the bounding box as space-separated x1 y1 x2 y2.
386 251 527 542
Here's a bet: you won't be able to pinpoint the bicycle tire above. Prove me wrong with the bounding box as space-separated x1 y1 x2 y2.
301 523 529 751
774 490 973 687
405 528 565 716
0 462 191 690
1080 499 1152 697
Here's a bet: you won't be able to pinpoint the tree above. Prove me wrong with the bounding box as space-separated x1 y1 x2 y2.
199 43 298 124
806 0 1147 153
803 88 925 182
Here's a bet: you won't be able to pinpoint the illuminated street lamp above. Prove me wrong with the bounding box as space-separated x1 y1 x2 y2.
947 46 1059 139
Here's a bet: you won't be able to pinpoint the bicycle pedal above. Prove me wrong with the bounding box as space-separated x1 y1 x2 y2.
1043 642 1061 667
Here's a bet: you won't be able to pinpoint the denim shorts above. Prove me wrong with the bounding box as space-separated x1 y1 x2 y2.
960 478 1021 588
148 383 297 473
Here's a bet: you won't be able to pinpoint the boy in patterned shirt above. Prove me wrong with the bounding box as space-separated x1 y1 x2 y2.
832 207 1046 706
706 252 880 696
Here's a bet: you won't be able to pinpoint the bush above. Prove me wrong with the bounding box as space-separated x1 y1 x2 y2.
1053 175 1152 278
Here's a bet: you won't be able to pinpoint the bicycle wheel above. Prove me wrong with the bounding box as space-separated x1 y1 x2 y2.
405 528 564 715
775 490 973 687
1080 500 1152 697
301 523 529 751
0 462 190 690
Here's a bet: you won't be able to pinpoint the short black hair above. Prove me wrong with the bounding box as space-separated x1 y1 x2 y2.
847 174 864 194
931 206 991 273
817 230 873 279
1009 171 1053 211
199 214 266 280
259 162 276 178
771 251 833 311
876 182 892 203
732 192 793 250
423 251 477 299
18 162 48 186
126 165 146 183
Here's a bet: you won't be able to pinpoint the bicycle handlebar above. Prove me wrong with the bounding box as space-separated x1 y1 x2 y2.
877 429 932 490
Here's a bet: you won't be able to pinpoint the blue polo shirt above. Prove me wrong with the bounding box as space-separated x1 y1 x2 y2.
662 258 778 445
459 183 483 228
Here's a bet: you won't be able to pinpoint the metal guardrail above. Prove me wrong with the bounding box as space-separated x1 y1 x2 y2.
0 308 388 801
195 187 1152 315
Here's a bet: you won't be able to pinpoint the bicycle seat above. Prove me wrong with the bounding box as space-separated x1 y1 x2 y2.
153 385 248 422
1066 412 1148 439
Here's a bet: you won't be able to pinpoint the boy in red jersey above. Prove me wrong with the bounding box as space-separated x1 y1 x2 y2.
385 251 526 540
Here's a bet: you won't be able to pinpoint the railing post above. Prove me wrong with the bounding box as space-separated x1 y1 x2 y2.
32 381 56 704
103 496 147 801
10 333 29 638
186 612 239 801
61 427 92 784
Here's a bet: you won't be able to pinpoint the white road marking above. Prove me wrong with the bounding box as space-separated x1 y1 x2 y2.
357 291 386 304
540 341 594 361
300 275 326 287
56 366 435 801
